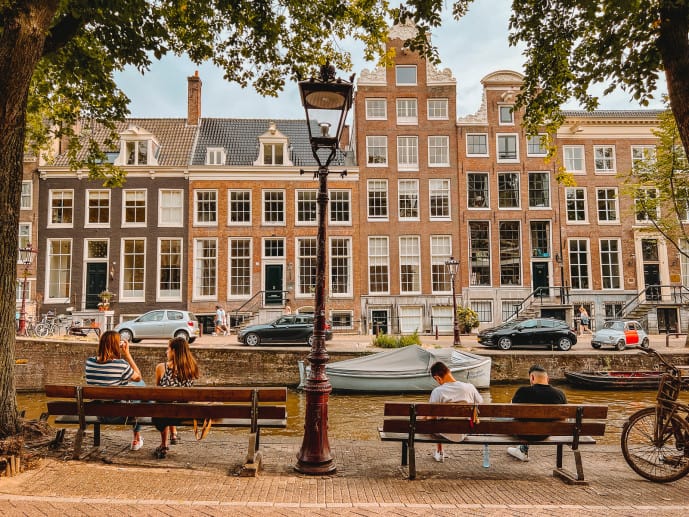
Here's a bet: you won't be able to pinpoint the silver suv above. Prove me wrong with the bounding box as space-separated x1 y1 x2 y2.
115 310 200 343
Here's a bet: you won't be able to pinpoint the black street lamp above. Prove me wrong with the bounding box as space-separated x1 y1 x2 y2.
17 243 37 336
445 257 461 346
295 64 354 475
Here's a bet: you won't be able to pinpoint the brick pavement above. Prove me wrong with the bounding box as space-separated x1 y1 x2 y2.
1 429 688 516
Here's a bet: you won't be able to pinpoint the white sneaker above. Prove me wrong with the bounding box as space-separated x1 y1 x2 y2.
507 446 529 462
433 450 444 462
131 436 144 451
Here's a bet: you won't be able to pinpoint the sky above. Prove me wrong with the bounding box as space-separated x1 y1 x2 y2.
115 1 667 121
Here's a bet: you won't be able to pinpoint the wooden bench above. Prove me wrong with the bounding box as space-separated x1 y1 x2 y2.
379 402 608 484
45 384 287 476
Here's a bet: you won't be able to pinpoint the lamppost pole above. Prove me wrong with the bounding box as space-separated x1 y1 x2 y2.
17 243 37 336
446 257 461 347
295 64 354 475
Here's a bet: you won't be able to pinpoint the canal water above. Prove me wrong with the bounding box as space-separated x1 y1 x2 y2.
17 384 659 446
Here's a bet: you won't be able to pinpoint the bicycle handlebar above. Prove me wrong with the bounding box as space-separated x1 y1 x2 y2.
641 348 679 373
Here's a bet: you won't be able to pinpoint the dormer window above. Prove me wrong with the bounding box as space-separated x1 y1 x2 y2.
254 121 293 167
206 147 225 165
116 125 161 166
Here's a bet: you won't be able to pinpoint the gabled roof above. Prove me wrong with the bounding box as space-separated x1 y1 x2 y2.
562 109 663 119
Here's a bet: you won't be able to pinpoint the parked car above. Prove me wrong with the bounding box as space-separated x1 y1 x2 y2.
238 314 332 346
115 310 200 343
591 320 649 351
477 318 577 351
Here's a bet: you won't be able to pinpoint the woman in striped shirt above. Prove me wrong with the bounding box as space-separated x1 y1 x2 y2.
84 330 145 450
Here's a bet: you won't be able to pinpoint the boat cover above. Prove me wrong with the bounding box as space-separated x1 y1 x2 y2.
326 345 485 378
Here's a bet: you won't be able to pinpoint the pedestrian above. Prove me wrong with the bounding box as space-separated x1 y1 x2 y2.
429 361 483 462
152 337 201 459
507 364 567 462
214 305 227 336
579 306 590 334
84 330 145 451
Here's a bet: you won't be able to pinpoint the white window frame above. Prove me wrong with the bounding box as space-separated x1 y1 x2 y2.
85 189 111 228
496 134 519 162
193 238 217 300
296 237 317 297
206 147 226 165
365 98 386 120
398 179 419 221
396 98 418 125
563 145 585 173
429 179 451 220
527 172 550 208
397 135 419 171
157 237 183 301
193 189 218 226
368 236 390 294
366 135 388 166
120 237 146 301
329 189 351 226
565 187 588 223
568 238 590 290
295 190 318 226
600 238 622 290
228 238 252 299
427 99 448 120
367 179 388 221
399 235 421 294
158 189 184 227
635 187 660 222
329 310 354 330
48 189 74 228
498 172 520 209
498 105 514 125
45 238 72 303
428 135 449 167
399 306 423 334
596 187 619 224
594 145 616 173
262 190 286 226
526 134 548 156
122 189 147 227
228 189 252 226
21 180 32 210
395 65 417 86
631 145 656 170
466 133 489 157
121 139 159 166
17 223 31 262
471 300 493 323
330 236 352 297
430 235 452 294
468 172 490 209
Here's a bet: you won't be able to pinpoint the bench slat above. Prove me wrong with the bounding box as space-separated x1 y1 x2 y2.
55 415 287 429
379 431 597 445
383 402 608 419
45 385 287 403
382 419 605 436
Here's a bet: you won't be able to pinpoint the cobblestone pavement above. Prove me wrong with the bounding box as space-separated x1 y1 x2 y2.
1 430 688 516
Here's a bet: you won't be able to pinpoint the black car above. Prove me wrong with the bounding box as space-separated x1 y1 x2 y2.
477 318 577 351
237 314 333 346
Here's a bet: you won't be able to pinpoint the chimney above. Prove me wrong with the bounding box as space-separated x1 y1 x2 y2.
187 71 202 126
339 125 350 149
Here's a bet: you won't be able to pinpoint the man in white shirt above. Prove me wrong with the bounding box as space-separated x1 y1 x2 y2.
429 361 484 462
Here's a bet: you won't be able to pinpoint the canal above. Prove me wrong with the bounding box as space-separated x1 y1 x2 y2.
17 384 658 446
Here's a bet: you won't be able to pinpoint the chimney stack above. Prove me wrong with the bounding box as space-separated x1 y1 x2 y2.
187 70 202 126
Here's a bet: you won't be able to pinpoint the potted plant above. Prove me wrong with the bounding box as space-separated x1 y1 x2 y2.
98 290 113 311
456 306 480 334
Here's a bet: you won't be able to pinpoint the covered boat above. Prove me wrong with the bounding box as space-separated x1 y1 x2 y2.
564 370 662 390
299 345 491 392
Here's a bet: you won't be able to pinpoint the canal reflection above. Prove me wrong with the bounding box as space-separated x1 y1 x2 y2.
17 384 658 445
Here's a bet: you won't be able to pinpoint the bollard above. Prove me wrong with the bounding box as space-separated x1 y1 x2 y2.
435 325 438 340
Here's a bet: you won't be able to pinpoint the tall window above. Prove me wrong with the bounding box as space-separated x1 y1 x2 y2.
499 221 521 286
365 98 386 119
263 143 284 165
122 238 145 299
428 136 449 166
330 238 351 296
431 235 452 293
194 239 217 298
367 179 388 219
158 238 182 299
396 98 418 124
530 221 550 258
429 179 450 219
594 145 616 172
47 239 71 300
468 173 489 208
368 237 389 293
397 136 418 170
497 134 518 161
471 301 493 322
366 136 387 165
466 134 488 156
194 190 217 225
330 190 351 224
123 189 146 225
296 190 317 224
528 172 550 207
469 221 490 286
159 189 183 226
228 190 251 225
499 105 514 124
427 99 448 119
635 188 659 222
297 238 317 295
631 145 656 171
498 172 520 208
18 223 31 256
229 238 251 297
86 190 110 225
596 188 618 223
395 65 417 85
569 239 590 289
399 236 421 293
563 146 585 173
566 187 587 222
398 179 419 220
263 190 285 224
600 239 621 289
527 134 547 156
21 181 32 209
49 190 73 226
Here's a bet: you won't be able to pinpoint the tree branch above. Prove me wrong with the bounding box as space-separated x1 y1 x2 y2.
42 13 86 56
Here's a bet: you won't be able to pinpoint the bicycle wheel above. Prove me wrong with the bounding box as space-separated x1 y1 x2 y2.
35 323 50 337
621 407 689 483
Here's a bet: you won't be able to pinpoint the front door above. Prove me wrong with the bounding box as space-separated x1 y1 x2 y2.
371 310 388 335
264 265 283 305
658 308 678 333
643 264 661 301
85 263 107 310
532 262 549 293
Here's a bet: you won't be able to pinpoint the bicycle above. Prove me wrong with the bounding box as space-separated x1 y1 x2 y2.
621 348 689 482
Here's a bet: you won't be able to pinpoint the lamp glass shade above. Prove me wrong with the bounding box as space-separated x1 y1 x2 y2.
19 244 35 265
445 257 460 277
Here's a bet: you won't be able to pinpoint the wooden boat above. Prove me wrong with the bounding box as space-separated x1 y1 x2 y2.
298 345 491 392
564 370 662 390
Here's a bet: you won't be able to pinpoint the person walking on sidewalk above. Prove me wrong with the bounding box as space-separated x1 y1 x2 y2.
429 361 483 462
507 364 567 462
214 305 228 336
578 306 591 334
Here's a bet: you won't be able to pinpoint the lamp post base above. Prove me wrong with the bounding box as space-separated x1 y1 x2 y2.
295 459 337 475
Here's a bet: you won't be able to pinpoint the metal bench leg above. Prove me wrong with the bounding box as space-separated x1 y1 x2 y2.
94 423 100 446
408 440 416 480
401 441 408 466
240 432 263 478
556 443 563 469
553 447 588 486
73 427 85 460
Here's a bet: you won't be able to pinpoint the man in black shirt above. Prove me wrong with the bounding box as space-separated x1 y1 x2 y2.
508 364 567 462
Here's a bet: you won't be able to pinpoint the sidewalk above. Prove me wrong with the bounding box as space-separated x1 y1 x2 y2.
1 429 688 515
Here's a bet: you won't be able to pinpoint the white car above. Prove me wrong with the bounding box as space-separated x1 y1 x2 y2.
115 310 200 343
591 320 650 351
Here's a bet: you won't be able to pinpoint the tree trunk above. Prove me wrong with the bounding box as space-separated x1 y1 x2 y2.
0 1 59 438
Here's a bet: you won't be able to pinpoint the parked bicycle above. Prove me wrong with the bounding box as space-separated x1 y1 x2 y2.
621 348 689 482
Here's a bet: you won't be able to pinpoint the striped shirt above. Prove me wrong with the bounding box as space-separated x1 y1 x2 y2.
85 357 134 386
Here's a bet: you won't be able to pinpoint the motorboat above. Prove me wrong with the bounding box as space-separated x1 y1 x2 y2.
298 345 491 392
564 370 663 390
